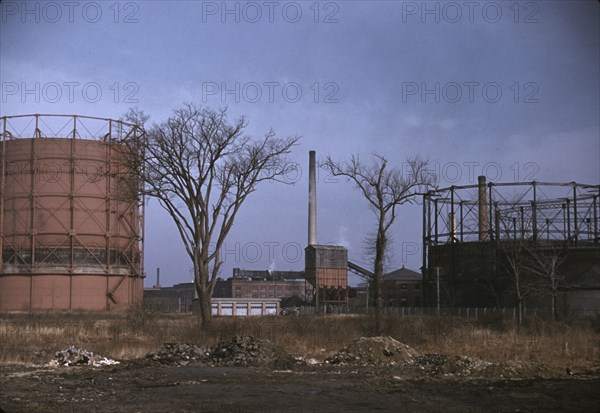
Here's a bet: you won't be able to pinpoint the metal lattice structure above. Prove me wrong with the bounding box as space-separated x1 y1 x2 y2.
0 114 145 310
423 180 599 247
421 177 600 310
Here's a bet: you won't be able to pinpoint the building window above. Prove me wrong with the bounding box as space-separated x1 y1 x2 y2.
401 284 407 290
415 283 421 290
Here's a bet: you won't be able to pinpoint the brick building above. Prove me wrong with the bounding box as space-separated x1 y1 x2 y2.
214 268 307 301
144 282 195 312
382 266 423 307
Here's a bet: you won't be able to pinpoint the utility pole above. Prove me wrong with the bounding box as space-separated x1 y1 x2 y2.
365 279 369 313
436 266 440 316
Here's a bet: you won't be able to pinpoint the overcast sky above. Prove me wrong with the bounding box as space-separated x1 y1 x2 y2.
1 1 598 287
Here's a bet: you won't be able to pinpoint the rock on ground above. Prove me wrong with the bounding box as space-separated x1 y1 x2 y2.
50 346 120 367
210 336 295 369
327 336 418 366
142 336 295 369
412 353 490 376
145 343 211 366
411 353 565 378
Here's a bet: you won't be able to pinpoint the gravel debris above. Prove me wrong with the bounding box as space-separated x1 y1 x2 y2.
49 346 120 367
410 353 563 378
326 336 418 366
145 343 211 366
411 353 490 376
141 336 295 369
209 336 295 369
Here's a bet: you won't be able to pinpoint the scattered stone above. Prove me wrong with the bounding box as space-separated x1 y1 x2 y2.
210 336 295 369
50 346 120 367
326 337 418 366
478 360 561 379
145 343 211 366
142 337 295 369
412 353 490 376
137 336 567 379
410 353 563 378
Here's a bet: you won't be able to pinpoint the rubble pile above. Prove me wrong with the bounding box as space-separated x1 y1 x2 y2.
210 336 295 369
141 337 295 369
412 353 490 376
326 337 418 366
145 343 211 366
478 360 560 379
49 346 120 367
410 354 561 378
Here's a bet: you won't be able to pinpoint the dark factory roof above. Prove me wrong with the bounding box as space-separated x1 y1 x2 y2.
384 266 421 281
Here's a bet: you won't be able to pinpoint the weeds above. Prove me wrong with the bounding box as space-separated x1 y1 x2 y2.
0 312 598 369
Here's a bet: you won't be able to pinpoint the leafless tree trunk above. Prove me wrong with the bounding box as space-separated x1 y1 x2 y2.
494 195 536 325
523 245 568 320
124 105 299 325
323 154 435 335
362 231 393 308
499 239 530 325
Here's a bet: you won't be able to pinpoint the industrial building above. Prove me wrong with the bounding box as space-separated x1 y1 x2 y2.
422 177 600 315
349 266 422 308
144 282 195 312
381 266 422 307
0 114 145 310
210 297 280 316
304 151 349 310
145 267 307 312
217 268 307 300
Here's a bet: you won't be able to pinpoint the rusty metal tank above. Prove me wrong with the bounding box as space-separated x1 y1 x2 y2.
0 114 144 310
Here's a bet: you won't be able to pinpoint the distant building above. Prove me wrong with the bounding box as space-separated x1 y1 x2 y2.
347 266 423 308
211 297 281 316
145 268 308 312
232 268 305 280
382 266 422 307
214 268 307 302
144 282 194 312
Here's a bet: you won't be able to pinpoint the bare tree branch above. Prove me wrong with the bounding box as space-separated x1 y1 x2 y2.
522 244 571 319
322 154 436 334
124 105 299 324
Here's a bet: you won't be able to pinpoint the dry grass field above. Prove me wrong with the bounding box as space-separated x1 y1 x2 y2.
1 307 598 369
2 308 599 412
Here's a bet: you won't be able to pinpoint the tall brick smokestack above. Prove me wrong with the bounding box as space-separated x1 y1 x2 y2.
478 175 489 241
155 267 161 288
308 150 317 245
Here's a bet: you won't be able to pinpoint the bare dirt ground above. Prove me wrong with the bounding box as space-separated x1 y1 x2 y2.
1 335 599 413
1 363 599 413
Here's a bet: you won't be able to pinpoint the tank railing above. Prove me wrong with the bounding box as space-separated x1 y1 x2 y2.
424 181 599 245
0 114 143 143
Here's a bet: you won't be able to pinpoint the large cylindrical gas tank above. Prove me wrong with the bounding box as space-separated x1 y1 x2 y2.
0 114 144 310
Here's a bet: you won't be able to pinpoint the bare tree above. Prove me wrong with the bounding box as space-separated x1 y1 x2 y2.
498 239 531 325
362 230 395 275
323 154 436 334
523 244 569 319
361 231 394 308
488 197 537 324
125 105 299 325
